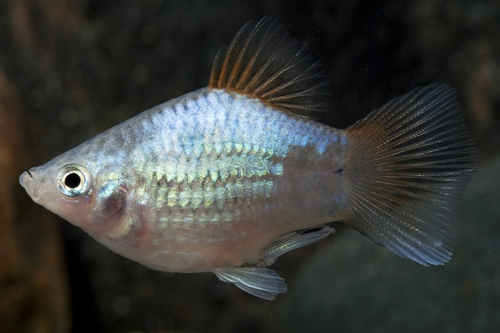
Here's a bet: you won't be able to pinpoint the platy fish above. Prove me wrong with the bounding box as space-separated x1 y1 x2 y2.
19 17 477 300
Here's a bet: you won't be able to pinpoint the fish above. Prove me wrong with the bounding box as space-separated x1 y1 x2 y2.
19 17 477 300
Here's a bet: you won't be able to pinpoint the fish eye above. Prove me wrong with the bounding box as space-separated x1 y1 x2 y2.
57 164 92 197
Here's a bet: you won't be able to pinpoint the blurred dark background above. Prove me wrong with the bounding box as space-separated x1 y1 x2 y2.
1 0 499 332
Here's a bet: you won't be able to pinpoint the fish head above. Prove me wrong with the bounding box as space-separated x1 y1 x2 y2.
19 153 130 237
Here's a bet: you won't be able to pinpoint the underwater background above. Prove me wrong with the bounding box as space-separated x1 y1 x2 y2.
1 0 499 332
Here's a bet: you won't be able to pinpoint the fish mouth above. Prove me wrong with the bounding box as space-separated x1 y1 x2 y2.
19 171 32 188
19 167 37 191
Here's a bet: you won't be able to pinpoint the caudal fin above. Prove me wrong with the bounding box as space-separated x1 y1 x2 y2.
344 84 477 266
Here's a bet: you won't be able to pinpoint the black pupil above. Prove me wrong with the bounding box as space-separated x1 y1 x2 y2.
65 172 82 189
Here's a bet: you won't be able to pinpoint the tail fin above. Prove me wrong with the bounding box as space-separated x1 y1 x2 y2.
344 84 477 266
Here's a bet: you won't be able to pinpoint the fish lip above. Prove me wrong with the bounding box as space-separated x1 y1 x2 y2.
19 167 37 188
19 171 30 188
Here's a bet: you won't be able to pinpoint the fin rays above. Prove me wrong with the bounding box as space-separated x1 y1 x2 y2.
213 226 334 300
344 84 477 266
209 16 331 117
214 267 287 300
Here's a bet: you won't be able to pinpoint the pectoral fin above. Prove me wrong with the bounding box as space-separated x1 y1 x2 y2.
214 266 287 300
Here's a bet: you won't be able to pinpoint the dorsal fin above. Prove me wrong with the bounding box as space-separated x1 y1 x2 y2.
208 16 331 118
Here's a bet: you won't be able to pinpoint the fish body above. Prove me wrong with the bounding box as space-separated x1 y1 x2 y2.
24 88 346 273
20 17 477 300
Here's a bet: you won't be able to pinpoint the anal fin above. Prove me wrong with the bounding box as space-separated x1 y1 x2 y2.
214 267 287 300
214 226 334 300
260 225 335 265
